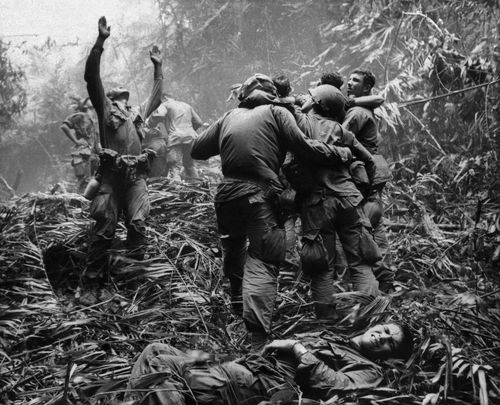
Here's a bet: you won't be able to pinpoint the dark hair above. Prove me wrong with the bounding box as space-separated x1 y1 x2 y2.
272 73 292 98
351 69 376 90
319 71 344 90
391 322 415 360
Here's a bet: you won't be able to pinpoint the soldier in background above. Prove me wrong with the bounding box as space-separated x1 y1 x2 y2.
156 92 204 181
84 16 163 276
343 69 393 291
60 98 100 193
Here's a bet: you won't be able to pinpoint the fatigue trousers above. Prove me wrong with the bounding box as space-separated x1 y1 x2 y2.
363 189 393 287
87 172 150 273
147 138 168 177
167 142 198 180
215 193 285 343
127 343 266 405
299 192 380 313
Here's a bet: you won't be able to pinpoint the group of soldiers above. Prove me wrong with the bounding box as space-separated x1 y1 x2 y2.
60 17 414 404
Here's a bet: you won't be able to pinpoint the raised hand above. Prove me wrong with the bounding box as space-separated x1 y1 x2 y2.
149 45 162 65
98 16 111 39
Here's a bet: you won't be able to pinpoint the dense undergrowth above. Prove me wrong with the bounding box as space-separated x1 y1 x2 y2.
1 158 499 405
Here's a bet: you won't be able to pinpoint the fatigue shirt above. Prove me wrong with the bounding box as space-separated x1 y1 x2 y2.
296 339 384 399
84 42 163 156
342 106 380 154
238 338 383 401
63 112 100 154
191 90 352 202
158 99 203 147
294 110 363 200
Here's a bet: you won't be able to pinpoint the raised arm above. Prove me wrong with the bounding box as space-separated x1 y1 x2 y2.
138 46 163 120
84 17 110 147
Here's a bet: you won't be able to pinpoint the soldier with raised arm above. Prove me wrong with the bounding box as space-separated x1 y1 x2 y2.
83 16 163 277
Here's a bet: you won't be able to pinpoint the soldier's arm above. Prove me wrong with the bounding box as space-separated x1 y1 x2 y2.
191 115 225 160
350 94 385 109
295 350 383 398
61 118 86 146
191 108 203 131
140 46 163 120
272 106 351 166
84 17 109 136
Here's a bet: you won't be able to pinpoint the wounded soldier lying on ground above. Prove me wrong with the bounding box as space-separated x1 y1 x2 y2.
125 321 414 405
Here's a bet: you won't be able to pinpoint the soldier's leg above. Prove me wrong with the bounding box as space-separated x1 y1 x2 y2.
148 139 168 177
336 200 380 296
128 343 189 405
124 177 150 261
299 194 337 319
166 145 183 181
181 143 199 180
364 190 393 290
243 195 285 349
215 198 249 316
279 215 300 282
87 181 119 276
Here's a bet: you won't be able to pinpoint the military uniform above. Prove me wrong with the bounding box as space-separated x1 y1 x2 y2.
290 107 380 306
159 99 203 179
191 75 352 346
127 337 383 405
62 111 99 193
84 38 162 272
343 107 393 288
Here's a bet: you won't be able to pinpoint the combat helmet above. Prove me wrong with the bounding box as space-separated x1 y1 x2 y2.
309 84 346 121
106 87 130 101
238 73 277 101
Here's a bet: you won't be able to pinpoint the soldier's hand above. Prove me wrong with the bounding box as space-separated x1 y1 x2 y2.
149 45 162 65
77 139 88 147
262 339 298 355
98 16 111 39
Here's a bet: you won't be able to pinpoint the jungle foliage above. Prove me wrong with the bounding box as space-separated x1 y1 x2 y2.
0 0 500 404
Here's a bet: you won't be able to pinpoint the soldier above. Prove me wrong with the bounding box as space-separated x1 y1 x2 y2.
191 74 353 349
343 69 393 291
83 16 163 276
284 85 382 318
127 321 414 405
157 93 204 181
60 98 100 193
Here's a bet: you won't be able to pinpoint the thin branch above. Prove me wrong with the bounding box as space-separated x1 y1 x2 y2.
399 79 500 107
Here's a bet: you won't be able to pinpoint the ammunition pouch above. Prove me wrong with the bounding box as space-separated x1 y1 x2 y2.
349 160 369 187
97 147 153 182
71 147 92 178
358 215 382 264
300 229 329 274
371 154 392 187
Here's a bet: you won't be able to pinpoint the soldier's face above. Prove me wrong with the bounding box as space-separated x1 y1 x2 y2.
346 73 367 97
358 323 403 358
